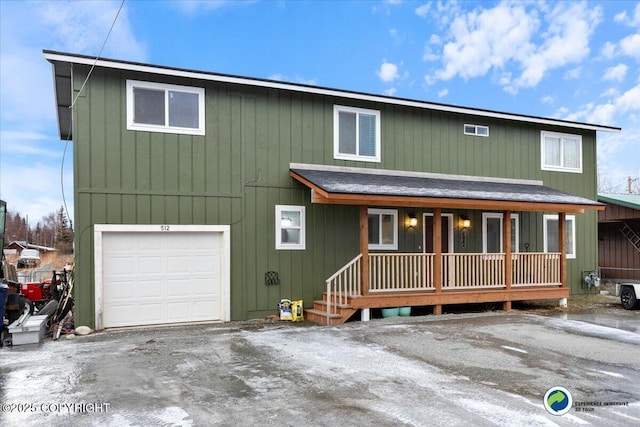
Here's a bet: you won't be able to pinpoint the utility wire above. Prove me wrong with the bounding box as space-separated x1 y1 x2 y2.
61 0 126 231
70 0 126 108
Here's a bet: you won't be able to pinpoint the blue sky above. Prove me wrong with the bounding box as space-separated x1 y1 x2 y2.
1 0 639 226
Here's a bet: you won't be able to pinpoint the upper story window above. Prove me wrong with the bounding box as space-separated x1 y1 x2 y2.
126 80 205 136
334 105 381 162
368 208 397 250
541 131 582 173
464 124 489 137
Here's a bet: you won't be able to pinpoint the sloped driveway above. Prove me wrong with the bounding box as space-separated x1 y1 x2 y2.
1 310 639 426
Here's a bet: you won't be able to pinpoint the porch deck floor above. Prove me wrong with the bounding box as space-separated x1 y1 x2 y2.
349 287 570 309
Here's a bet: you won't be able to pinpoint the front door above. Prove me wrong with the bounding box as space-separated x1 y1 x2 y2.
423 213 454 287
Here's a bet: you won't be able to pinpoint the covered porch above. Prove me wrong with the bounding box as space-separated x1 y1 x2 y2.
290 164 604 325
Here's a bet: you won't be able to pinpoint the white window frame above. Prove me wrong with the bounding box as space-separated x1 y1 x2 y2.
540 131 582 173
126 80 205 136
333 105 381 162
543 214 576 259
464 124 489 137
482 212 519 253
368 208 398 250
276 205 305 250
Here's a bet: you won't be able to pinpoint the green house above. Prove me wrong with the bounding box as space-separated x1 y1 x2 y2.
44 50 620 328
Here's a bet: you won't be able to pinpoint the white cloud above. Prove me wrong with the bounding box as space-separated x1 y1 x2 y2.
173 0 253 15
434 3 540 82
601 87 620 98
426 2 603 94
613 3 640 28
38 1 146 61
563 82 640 125
437 89 448 98
633 3 640 27
415 3 431 18
564 67 581 79
377 61 400 82
620 34 640 60
614 11 627 23
422 45 439 62
510 2 602 91
615 83 640 112
603 63 628 82
601 41 617 59
384 87 397 96
541 95 554 105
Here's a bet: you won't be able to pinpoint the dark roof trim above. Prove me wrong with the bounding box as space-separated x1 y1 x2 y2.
291 164 604 214
43 49 621 141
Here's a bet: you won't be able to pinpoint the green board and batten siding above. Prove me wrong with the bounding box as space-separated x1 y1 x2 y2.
70 65 599 327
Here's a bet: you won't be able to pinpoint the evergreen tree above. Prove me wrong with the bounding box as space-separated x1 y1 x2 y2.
55 206 74 254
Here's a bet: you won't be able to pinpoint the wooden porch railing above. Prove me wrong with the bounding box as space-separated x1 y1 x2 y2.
511 252 561 286
325 254 362 324
442 253 505 289
326 252 562 304
369 253 435 292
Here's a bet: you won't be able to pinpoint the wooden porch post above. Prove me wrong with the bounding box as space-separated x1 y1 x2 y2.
360 206 369 296
503 210 512 311
433 208 442 315
559 212 567 289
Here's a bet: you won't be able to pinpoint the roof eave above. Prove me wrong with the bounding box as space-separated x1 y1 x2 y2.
598 195 640 210
291 170 603 214
43 50 621 134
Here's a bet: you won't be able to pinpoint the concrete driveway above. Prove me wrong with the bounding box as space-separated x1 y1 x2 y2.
1 308 639 426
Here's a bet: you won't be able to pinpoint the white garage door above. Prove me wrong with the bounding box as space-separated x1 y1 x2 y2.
96 226 229 328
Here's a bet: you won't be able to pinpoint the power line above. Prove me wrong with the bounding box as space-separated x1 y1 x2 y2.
70 0 126 109
61 0 126 230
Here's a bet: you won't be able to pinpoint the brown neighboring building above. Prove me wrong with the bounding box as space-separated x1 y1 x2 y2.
598 194 640 281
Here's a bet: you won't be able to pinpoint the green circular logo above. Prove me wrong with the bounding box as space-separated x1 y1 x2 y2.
543 386 573 416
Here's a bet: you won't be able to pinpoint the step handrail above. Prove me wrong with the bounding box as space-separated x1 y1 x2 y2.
325 253 362 325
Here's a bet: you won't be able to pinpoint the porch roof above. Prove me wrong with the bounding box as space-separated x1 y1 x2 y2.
290 163 604 213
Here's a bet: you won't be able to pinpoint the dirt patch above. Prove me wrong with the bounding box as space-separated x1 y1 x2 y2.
513 293 622 315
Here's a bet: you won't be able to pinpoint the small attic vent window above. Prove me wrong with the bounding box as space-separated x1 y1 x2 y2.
464 124 489 137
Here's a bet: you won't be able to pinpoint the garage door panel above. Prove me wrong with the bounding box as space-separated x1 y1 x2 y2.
188 278 218 298
137 280 164 298
137 235 164 250
167 256 190 274
107 280 137 300
167 303 190 321
139 256 164 274
193 300 217 318
138 303 165 321
101 230 225 328
104 256 135 274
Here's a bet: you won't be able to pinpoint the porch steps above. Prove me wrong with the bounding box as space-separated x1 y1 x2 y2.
305 294 358 325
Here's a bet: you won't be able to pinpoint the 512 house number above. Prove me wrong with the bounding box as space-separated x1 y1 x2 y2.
160 225 171 231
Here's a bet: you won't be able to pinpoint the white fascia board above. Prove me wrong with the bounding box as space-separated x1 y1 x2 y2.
43 51 621 133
